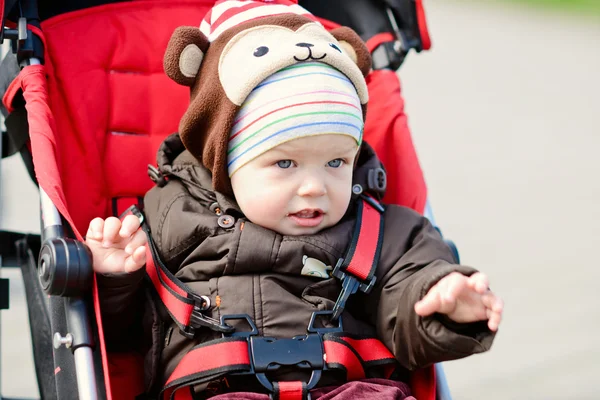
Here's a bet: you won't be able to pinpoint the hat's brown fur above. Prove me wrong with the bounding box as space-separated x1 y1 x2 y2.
164 14 371 195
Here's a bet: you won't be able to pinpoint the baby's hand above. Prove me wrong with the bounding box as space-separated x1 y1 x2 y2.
414 272 503 331
85 215 147 274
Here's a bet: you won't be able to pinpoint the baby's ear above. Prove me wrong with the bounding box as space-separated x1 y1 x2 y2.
330 27 372 77
163 26 210 86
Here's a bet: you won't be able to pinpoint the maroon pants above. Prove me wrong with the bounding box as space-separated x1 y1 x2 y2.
208 379 415 400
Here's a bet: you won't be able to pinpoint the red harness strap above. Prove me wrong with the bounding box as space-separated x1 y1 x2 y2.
118 205 232 337
330 196 385 320
132 195 389 399
161 337 252 400
343 197 384 282
161 333 396 400
136 196 385 338
273 382 306 400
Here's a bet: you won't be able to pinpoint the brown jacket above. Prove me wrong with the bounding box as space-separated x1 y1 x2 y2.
98 134 495 394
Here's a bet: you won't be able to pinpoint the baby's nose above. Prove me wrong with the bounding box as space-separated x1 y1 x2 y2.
298 176 326 197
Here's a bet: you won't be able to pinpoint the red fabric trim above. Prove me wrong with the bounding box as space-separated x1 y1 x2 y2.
410 366 436 400
115 198 138 217
365 32 395 54
323 340 365 381
145 247 193 326
345 201 380 281
0 0 5 38
363 70 427 213
2 68 22 113
275 381 304 400
16 65 81 237
42 0 214 28
93 275 113 400
415 0 432 50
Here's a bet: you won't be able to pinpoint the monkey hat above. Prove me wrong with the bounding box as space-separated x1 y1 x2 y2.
163 0 372 195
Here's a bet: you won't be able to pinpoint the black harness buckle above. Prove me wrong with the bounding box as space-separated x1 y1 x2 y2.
252 335 322 398
222 314 323 399
183 295 235 337
331 259 377 321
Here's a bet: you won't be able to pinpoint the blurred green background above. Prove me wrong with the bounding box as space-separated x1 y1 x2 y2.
508 0 600 15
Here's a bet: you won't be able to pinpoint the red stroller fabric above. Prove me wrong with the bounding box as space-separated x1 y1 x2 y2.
3 1 431 398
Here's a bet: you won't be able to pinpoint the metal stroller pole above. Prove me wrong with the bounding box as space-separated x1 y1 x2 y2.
32 52 96 399
40 186 98 400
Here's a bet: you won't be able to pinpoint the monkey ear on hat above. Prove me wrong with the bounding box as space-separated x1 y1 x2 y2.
330 27 372 77
163 26 210 87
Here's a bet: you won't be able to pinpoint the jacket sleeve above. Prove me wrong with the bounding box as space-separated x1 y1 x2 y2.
96 268 146 351
359 205 496 371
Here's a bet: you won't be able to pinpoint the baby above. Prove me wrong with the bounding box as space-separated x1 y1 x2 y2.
86 1 503 399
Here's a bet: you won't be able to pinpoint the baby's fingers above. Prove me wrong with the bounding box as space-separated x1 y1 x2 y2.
482 291 504 331
87 218 105 241
443 272 468 302
414 288 442 317
124 230 148 255
124 246 146 273
482 291 504 313
102 217 122 247
467 272 489 294
119 215 142 239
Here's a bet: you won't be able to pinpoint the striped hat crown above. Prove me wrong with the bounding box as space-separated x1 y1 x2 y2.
200 0 316 42
227 62 364 176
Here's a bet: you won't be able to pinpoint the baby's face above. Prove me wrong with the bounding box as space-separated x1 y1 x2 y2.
230 135 358 236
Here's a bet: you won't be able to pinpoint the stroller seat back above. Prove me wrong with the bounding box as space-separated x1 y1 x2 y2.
41 0 214 233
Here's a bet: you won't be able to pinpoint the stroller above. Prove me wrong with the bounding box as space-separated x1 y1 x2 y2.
0 0 456 399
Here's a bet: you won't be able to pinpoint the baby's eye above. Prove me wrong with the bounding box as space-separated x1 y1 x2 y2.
329 43 342 53
327 159 344 168
276 160 293 169
254 46 269 57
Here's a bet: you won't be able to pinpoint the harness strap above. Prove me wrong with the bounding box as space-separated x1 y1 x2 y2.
330 196 385 319
131 194 385 338
120 205 233 337
273 382 306 400
122 194 389 399
342 196 384 283
161 334 397 400
161 338 252 400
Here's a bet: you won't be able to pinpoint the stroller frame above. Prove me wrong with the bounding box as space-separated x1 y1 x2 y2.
1 1 453 399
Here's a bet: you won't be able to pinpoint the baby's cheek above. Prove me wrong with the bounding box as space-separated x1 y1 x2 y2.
241 191 284 226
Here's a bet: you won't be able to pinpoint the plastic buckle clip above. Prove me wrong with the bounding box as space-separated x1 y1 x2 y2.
185 295 234 336
330 259 377 321
251 335 323 399
307 310 343 334
220 314 259 338
252 334 324 373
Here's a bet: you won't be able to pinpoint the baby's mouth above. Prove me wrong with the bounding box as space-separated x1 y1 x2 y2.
288 209 325 227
